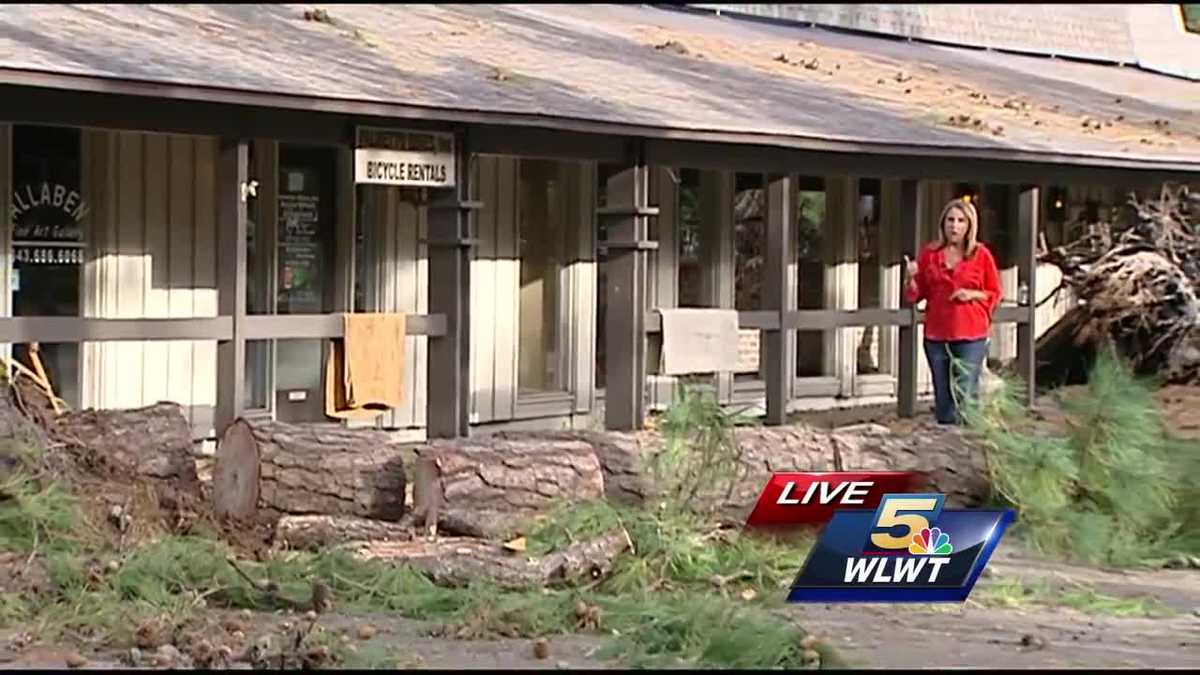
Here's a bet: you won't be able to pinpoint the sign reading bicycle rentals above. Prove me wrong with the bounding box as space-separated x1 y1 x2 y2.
354 126 455 188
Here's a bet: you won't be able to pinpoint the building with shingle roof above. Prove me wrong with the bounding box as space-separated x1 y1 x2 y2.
1 4 1196 442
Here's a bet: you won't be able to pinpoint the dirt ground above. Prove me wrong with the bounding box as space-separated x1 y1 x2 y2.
2 535 1197 670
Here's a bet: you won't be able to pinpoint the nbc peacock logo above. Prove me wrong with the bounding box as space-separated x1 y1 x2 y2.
909 527 953 556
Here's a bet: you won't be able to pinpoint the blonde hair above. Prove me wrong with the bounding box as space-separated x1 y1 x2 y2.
934 198 979 257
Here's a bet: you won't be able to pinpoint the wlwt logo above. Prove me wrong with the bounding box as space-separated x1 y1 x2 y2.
745 473 1015 603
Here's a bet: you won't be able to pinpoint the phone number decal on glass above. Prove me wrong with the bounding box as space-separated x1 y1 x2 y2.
14 247 84 264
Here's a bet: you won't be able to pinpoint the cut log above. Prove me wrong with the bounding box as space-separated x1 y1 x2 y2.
276 514 414 551
354 530 632 589
498 430 652 506
502 422 989 525
48 402 198 485
411 437 605 540
212 418 407 522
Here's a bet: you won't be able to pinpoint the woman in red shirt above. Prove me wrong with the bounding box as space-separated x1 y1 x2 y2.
904 198 1003 425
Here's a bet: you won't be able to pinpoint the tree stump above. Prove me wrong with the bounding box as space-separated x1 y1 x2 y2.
411 436 605 540
212 418 407 522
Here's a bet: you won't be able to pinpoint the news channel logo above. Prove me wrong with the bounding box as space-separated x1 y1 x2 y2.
786 492 1015 603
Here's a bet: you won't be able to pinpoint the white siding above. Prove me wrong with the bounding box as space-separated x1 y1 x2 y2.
82 131 219 440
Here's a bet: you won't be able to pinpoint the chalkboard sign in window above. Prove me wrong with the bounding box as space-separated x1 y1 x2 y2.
276 148 335 316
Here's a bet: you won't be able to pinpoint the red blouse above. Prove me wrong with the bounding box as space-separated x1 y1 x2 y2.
904 242 1003 341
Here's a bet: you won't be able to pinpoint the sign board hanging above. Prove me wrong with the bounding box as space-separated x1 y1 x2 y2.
354 127 456 188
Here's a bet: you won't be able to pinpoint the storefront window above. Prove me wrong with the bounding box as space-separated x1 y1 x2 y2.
733 173 765 383
796 177 827 377
677 169 705 308
11 125 84 409
856 179 883 375
273 144 337 422
518 159 568 395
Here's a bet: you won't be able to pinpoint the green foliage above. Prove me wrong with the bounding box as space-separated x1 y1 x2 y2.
0 439 82 554
526 500 806 596
974 577 1174 618
653 380 753 514
969 350 1200 567
595 592 823 669
0 592 31 628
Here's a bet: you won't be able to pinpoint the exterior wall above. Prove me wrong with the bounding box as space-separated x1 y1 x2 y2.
356 185 430 430
470 155 519 424
82 131 219 440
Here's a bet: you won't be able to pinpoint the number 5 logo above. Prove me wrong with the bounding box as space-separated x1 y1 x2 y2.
869 493 946 550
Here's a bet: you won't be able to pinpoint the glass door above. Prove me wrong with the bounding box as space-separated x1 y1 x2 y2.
273 144 337 423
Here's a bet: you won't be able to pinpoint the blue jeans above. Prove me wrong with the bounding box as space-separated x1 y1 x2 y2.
923 338 989 425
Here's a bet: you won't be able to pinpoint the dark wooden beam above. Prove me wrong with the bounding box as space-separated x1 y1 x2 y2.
0 317 232 343
470 125 627 163
896 179 922 418
334 147 357 313
1015 187 1040 407
215 139 249 437
699 170 736 404
603 142 653 431
426 130 477 439
244 314 447 340
1 85 356 145
643 139 1198 187
764 173 794 425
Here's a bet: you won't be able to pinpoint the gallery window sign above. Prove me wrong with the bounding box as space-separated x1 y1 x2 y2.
10 181 88 265
354 127 456 188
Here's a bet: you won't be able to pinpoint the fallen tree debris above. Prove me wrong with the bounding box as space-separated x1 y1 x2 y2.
409 437 606 540
49 402 198 485
501 423 989 526
353 530 631 590
1041 184 1200 383
212 417 408 522
275 514 414 551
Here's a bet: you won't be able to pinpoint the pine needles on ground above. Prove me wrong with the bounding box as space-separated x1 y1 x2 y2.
968 349 1200 567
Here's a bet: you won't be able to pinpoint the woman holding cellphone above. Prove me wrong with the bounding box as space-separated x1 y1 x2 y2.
904 197 1003 425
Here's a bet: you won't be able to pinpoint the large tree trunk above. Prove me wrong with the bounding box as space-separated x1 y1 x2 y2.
212 418 407 522
49 402 198 485
410 437 606 540
499 422 989 525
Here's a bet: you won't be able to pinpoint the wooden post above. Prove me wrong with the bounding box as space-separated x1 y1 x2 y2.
764 173 794 425
602 142 657 431
823 176 859 398
896 179 921 418
427 132 479 439
215 139 249 436
1015 186 1039 408
698 170 735 403
333 147 357 314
